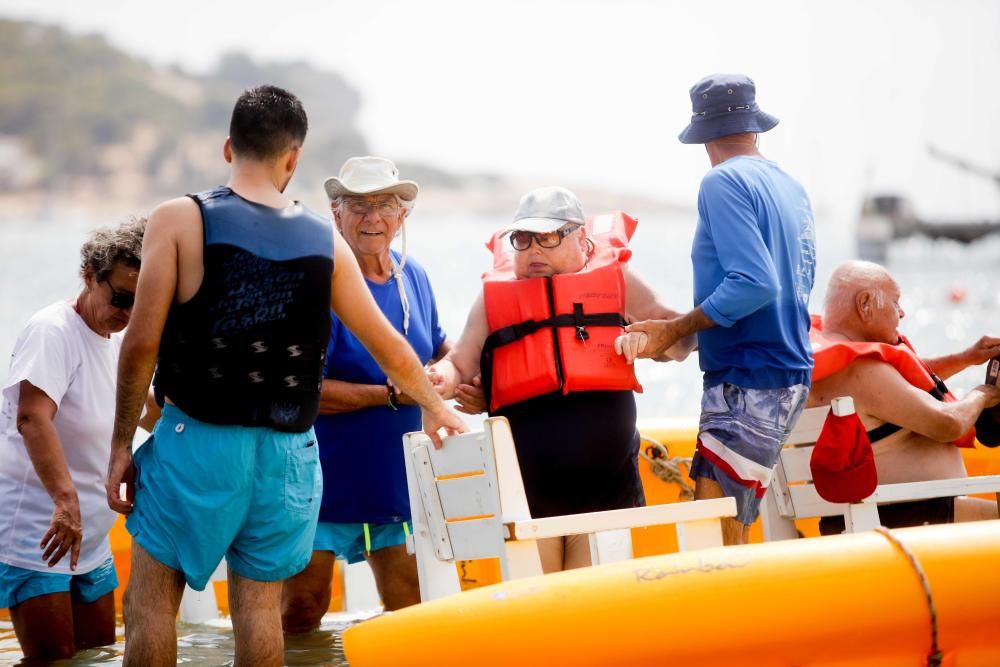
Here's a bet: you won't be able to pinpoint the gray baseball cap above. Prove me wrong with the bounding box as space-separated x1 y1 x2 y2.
506 186 585 234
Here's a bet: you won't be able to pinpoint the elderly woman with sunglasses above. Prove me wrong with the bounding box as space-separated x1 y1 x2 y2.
0 217 153 660
281 157 449 631
432 187 693 573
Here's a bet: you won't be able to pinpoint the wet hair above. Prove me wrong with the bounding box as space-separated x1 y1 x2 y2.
79 216 146 281
229 85 308 161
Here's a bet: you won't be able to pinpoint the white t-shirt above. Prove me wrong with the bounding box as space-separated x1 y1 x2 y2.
0 301 121 574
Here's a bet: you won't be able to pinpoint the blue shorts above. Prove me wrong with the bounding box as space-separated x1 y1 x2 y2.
690 383 809 524
126 405 322 591
314 521 410 564
0 557 118 608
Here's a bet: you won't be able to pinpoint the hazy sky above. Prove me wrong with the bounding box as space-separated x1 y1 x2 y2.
3 0 999 223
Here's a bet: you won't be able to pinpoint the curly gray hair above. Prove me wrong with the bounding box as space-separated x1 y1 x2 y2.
79 216 146 281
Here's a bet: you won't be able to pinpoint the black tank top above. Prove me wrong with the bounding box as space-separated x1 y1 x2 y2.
154 186 334 432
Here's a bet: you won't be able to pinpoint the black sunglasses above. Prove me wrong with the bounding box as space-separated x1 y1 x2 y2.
509 225 579 251
103 280 135 309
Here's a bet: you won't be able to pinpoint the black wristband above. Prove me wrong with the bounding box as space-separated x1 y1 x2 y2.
386 382 398 411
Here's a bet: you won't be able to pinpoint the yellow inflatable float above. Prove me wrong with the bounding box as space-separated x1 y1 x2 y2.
343 520 1000 667
4 420 999 619
2 421 996 619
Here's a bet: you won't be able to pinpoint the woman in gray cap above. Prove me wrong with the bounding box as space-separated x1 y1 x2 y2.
432 186 691 573
282 157 449 630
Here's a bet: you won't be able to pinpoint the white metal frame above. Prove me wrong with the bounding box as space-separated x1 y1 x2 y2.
403 416 738 602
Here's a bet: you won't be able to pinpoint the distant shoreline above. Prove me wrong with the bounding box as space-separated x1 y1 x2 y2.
0 183 692 224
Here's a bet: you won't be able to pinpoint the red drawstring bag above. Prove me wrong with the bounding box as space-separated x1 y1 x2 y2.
810 398 878 503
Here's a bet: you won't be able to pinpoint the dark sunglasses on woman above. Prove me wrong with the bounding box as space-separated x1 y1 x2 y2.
103 280 136 309
509 224 579 251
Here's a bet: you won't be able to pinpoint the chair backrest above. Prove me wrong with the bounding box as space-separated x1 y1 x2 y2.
402 417 532 566
770 403 851 520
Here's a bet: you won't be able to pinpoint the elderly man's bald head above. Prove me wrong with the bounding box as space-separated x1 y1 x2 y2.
824 260 904 343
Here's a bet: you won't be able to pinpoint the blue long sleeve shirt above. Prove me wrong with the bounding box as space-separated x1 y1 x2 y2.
692 156 816 389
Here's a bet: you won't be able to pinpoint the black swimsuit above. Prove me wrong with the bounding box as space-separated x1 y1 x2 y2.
493 390 645 519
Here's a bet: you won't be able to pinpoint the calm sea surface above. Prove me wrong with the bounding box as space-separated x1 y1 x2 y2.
1 209 998 664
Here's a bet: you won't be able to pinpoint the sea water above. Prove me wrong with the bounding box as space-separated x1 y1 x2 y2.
1 210 998 665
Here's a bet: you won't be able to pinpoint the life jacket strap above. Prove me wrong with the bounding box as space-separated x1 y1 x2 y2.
480 311 626 413
483 312 626 351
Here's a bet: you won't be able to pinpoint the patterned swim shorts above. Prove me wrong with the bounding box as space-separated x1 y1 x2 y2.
689 382 809 524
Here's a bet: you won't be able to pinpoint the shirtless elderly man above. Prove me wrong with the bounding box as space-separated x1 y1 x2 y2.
809 260 1000 532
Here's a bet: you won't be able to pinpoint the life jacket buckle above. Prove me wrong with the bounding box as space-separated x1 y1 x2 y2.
573 303 589 342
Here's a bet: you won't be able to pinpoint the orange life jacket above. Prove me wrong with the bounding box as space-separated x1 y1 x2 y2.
810 314 975 447
481 211 643 413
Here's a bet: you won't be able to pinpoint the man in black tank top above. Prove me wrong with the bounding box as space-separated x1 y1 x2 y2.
105 86 465 667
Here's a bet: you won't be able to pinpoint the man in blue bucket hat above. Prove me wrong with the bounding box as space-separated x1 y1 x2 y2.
622 73 817 544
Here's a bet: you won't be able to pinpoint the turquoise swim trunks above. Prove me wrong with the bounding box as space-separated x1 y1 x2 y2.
127 404 321 591
0 557 118 608
314 521 410 564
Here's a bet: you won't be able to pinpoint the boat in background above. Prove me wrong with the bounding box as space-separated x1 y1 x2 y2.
858 146 1000 262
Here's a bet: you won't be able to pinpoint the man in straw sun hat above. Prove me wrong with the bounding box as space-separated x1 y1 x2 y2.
622 73 818 545
282 157 451 630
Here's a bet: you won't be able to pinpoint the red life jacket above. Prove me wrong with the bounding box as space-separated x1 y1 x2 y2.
481 212 643 413
810 314 975 447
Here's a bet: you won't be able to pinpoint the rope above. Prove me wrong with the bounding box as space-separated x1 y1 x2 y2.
874 527 943 667
638 437 695 501
392 223 410 335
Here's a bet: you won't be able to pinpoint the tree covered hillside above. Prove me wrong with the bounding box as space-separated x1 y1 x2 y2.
0 19 369 199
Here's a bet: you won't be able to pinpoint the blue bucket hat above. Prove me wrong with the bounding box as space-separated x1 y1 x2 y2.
678 73 779 144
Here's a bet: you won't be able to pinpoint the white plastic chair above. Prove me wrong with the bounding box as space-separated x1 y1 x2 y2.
762 396 1000 539
403 416 737 602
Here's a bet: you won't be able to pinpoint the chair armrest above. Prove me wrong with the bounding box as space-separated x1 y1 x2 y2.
507 498 737 540
861 475 1000 504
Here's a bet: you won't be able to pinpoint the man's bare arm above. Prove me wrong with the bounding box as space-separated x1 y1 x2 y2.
619 306 714 364
622 268 697 361
924 336 1000 381
107 198 184 513
847 359 1000 442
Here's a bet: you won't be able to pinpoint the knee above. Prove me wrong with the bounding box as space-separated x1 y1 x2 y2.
281 591 326 634
123 582 173 628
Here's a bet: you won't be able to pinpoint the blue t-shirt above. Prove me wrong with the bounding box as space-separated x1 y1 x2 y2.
314 251 446 524
692 156 816 389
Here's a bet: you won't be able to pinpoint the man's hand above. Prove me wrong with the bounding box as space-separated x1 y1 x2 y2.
975 383 1000 409
455 376 486 415
963 336 1000 367
427 362 459 399
614 331 649 364
623 318 687 361
106 446 135 515
422 404 468 449
40 496 82 569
